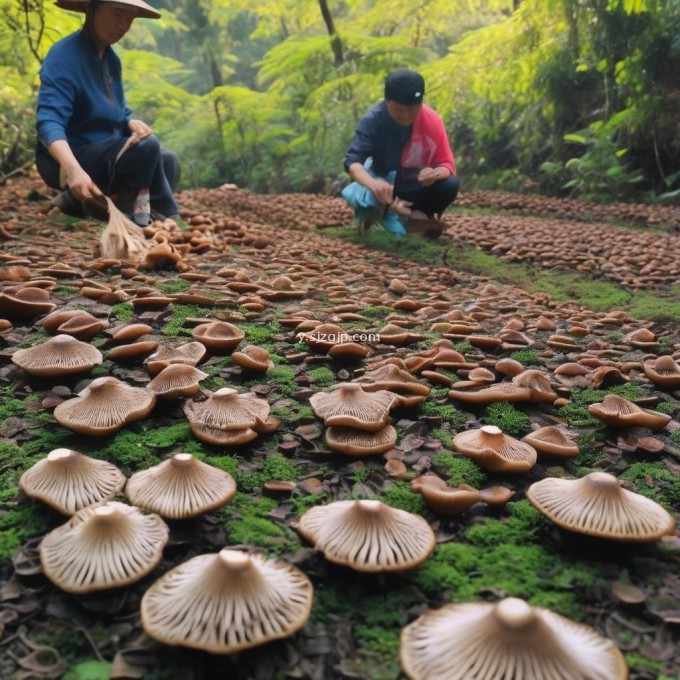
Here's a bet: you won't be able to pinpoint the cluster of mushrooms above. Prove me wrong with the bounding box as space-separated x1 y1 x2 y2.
1 181 679 678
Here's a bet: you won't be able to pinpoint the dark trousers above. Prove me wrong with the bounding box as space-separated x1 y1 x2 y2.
36 135 180 218
396 175 460 217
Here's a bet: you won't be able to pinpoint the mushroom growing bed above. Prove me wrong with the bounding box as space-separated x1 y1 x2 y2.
0 176 678 679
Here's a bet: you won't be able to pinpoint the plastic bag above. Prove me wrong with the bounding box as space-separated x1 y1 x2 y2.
99 196 153 264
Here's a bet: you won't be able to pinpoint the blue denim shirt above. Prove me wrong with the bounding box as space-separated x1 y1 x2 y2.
36 30 132 149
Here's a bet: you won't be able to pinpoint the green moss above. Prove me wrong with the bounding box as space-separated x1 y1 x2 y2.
241 322 282 344
418 401 468 429
509 349 540 365
222 493 299 554
290 492 328 514
348 467 372 483
484 402 530 437
270 404 315 425
430 452 487 487
265 365 299 396
156 279 192 294
654 399 679 415
454 341 473 354
430 426 454 448
306 366 336 387
0 500 50 564
261 453 299 481
380 480 426 514
361 305 394 318
110 302 135 323
161 304 206 339
141 421 194 448
620 462 680 510
670 429 680 446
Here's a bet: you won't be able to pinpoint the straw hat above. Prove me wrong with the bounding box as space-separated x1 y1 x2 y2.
56 0 161 20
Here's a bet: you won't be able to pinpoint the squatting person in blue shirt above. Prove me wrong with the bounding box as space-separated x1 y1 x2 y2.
36 0 180 225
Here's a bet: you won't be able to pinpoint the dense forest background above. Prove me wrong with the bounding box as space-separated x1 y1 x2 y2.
1 0 679 202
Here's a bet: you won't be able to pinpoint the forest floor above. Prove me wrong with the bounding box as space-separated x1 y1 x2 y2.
0 174 679 680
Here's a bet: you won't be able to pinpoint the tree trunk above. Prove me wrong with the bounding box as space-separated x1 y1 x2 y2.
317 0 344 67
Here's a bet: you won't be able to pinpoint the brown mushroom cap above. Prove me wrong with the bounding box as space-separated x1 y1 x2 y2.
527 472 675 542
183 387 270 445
522 426 580 458
20 448 126 515
447 382 532 405
453 425 537 473
40 501 169 593
410 476 482 516
126 453 236 519
400 597 628 680
310 383 398 432
54 377 156 436
11 334 103 377
0 286 56 318
231 344 274 372
57 311 109 340
511 369 558 403
643 355 680 390
145 342 206 376
147 364 208 400
587 394 671 430
325 424 398 456
355 365 431 407
192 321 245 354
140 548 313 654
297 499 435 572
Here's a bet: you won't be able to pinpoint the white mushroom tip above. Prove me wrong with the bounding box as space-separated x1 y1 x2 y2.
584 472 619 489
172 453 194 463
481 425 503 435
93 505 117 517
214 387 239 397
47 448 75 461
356 500 383 513
219 549 250 570
496 598 536 629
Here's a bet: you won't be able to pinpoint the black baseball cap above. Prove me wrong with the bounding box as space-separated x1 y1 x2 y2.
384 68 425 105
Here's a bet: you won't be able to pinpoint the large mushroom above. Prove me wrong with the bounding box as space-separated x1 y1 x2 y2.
527 472 675 542
521 426 580 459
40 501 169 593
643 355 680 390
453 425 537 473
400 597 627 680
20 448 126 515
297 499 435 572
147 364 208 400
54 377 156 436
183 387 271 445
141 549 313 654
310 383 398 432
587 394 671 430
11 334 103 378
354 365 431 407
126 454 236 519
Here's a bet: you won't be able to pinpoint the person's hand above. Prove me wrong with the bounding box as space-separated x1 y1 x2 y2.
417 167 441 186
389 197 413 216
66 166 101 200
127 119 153 143
369 178 395 205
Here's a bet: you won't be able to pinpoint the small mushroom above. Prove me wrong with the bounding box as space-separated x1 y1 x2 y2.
587 394 671 430
297 499 435 572
145 341 206 375
141 549 313 653
20 448 126 515
126 454 236 519
148 364 208 400
54 377 156 436
522 426 580 459
11 334 103 378
527 472 675 542
0 286 56 318
400 597 627 680
325 424 398 456
310 383 398 432
453 425 537 473
643 356 680 390
192 321 245 354
231 345 274 372
355 365 430 407
40 501 169 593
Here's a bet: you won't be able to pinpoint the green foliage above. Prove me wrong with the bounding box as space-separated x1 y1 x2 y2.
484 402 530 437
620 462 680 510
306 366 336 387
380 480 426 514
418 400 468 429
556 383 643 426
156 279 192 294
509 349 540 365
110 303 135 323
430 452 487 487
